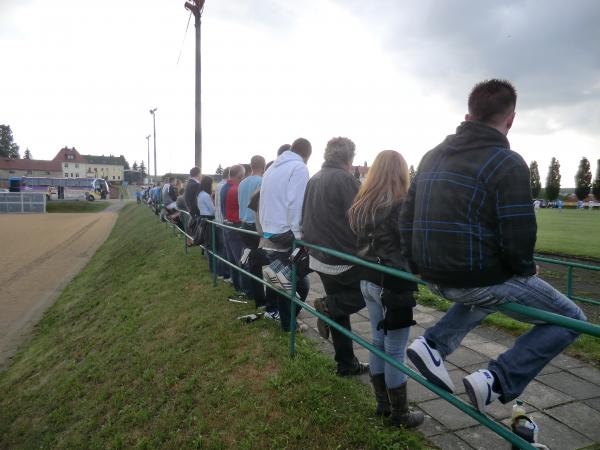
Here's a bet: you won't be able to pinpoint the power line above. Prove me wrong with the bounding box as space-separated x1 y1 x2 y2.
176 11 192 65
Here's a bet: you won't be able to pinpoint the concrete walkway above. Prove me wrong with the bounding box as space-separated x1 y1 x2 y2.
298 273 600 450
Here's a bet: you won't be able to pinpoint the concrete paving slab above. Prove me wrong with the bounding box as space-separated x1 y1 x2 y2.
537 371 600 400
445 347 489 367
567 365 600 385
418 413 448 437
550 353 588 370
464 341 507 359
583 397 600 412
409 325 426 339
460 333 490 347
469 326 511 342
414 310 438 323
546 402 600 442
349 320 371 335
527 411 593 450
455 425 511 450
520 380 574 409
429 433 474 450
407 378 440 402
448 369 469 395
419 398 479 430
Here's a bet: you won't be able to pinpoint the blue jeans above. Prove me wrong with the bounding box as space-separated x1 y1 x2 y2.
424 275 587 403
224 228 245 293
361 281 410 388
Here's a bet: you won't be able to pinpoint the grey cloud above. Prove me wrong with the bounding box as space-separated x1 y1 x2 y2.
339 0 600 133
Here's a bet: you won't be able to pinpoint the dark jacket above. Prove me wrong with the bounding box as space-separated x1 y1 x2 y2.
184 178 202 218
357 202 418 293
400 121 537 288
302 161 360 265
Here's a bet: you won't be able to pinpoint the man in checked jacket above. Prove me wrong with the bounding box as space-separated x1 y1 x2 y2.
401 79 586 414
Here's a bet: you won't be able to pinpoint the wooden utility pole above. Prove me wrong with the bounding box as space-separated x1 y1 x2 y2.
184 0 205 173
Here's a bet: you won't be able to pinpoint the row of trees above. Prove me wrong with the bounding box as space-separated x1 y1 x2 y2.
530 157 600 201
0 125 21 159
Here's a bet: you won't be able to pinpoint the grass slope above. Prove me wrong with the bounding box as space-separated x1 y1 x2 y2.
0 205 428 450
535 209 600 260
47 201 110 213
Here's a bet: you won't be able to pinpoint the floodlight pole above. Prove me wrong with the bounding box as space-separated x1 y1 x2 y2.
145 134 151 182
184 0 205 173
149 108 157 177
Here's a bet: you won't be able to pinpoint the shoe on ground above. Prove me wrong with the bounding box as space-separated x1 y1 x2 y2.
337 362 369 377
463 369 500 414
406 336 455 393
313 297 331 340
264 311 281 321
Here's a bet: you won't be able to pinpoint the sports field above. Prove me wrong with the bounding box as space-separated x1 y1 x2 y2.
535 209 600 260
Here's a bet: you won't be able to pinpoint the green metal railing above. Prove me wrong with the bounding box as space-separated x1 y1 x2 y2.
147 207 599 450
533 255 600 306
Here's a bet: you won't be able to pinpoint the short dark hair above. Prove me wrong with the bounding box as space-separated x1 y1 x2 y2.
242 164 251 177
223 167 230 178
277 144 291 156
200 175 213 194
190 166 200 177
468 79 517 125
291 138 312 160
168 177 175 183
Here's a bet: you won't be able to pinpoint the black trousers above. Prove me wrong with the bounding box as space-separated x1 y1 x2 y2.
317 266 366 372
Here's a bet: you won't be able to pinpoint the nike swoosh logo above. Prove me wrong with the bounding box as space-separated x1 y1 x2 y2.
424 342 442 367
486 384 492 405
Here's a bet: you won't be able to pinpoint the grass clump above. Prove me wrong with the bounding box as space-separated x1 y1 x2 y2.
0 204 429 450
47 200 110 213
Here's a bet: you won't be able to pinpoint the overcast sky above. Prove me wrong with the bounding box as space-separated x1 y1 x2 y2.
1 0 599 186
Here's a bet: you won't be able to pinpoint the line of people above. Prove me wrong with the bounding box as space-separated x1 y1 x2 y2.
143 79 587 431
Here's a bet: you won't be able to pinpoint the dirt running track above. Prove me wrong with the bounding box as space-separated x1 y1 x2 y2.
0 202 128 369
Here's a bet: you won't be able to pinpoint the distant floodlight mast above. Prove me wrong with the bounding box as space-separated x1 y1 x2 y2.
184 0 205 174
149 108 157 177
145 134 151 182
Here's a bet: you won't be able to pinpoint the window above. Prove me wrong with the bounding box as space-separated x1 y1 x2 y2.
70 173 73 177
27 170 32 174
113 176 115 180
76 173 79 178
75 163 79 168
117 176 121 180
67 154 74 160
65 173 69 177
65 163 69 168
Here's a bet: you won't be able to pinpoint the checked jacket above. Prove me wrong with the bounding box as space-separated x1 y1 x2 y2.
400 120 537 288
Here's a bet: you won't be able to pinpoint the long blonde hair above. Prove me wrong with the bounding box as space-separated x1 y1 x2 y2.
349 150 410 236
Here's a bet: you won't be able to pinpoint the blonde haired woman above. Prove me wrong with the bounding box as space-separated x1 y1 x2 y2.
349 150 423 428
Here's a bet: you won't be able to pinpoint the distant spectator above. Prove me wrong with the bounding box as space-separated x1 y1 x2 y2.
302 136 369 377
238 155 267 308
214 167 231 280
197 176 215 218
277 144 291 156
221 165 247 299
176 188 187 211
184 167 202 218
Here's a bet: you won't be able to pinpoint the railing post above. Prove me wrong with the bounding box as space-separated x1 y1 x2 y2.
211 221 217 287
567 266 573 299
289 240 298 358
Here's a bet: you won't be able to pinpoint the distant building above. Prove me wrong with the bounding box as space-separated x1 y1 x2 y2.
0 147 126 182
352 161 370 183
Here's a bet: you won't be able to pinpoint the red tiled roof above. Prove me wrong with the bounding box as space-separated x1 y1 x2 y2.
52 147 87 163
0 158 60 171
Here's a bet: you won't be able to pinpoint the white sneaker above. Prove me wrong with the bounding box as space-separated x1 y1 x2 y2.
407 336 455 393
463 369 500 414
264 311 280 321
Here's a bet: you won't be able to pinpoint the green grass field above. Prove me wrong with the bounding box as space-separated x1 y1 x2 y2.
47 200 110 213
535 209 600 260
0 205 428 450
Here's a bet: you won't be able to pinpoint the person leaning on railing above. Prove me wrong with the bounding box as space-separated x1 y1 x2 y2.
197 175 215 272
401 79 588 415
301 137 369 378
348 150 424 428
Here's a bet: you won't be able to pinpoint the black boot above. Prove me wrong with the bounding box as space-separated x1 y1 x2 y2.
387 383 424 428
370 374 390 417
